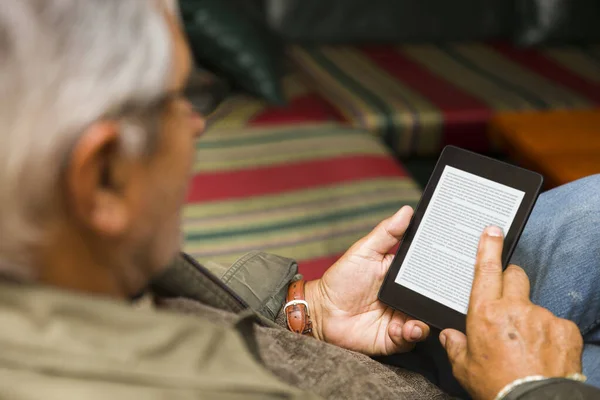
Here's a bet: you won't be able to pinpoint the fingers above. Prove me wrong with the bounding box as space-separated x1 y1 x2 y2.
440 329 467 367
502 265 531 300
387 314 429 354
388 322 415 353
401 319 430 343
362 206 413 255
469 226 505 309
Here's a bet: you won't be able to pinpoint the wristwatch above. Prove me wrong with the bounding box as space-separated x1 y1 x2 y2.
284 279 313 336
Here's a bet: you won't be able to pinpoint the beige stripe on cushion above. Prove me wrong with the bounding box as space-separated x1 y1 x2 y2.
195 134 389 172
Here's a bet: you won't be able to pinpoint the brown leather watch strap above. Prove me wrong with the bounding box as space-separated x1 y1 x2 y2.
284 280 313 336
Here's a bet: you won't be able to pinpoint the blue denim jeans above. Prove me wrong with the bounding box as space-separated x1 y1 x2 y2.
511 174 600 388
381 174 600 395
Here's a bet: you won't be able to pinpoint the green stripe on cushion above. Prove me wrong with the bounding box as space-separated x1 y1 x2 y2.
186 199 404 241
185 224 389 266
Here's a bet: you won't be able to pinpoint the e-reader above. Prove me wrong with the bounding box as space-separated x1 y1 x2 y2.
378 146 543 333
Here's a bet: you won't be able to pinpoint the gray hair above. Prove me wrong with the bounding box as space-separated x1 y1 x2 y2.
0 0 172 275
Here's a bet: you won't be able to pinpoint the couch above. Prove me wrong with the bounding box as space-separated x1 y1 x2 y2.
183 0 600 278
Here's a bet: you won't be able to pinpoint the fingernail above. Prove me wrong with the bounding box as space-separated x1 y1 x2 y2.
485 226 503 237
439 332 447 347
411 326 423 340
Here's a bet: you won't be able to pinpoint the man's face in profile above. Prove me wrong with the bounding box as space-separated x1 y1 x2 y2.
54 2 205 295
114 6 205 285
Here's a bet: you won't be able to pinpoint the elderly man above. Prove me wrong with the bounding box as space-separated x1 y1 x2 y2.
0 1 598 399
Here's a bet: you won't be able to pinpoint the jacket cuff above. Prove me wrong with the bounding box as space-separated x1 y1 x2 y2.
218 251 299 321
502 378 600 399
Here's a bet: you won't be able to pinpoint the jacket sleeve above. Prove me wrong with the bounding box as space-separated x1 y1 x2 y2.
151 251 300 323
203 251 301 322
503 378 600 400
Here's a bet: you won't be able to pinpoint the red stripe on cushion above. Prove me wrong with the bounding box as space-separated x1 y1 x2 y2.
249 94 344 126
359 46 493 152
299 254 340 280
491 43 600 104
187 155 408 202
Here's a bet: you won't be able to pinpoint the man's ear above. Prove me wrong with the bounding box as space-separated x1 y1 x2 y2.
65 121 132 236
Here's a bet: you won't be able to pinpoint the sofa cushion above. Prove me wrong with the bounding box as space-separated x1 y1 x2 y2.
206 72 344 131
290 44 600 157
183 123 421 280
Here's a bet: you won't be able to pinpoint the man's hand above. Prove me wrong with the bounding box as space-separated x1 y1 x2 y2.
305 206 430 356
440 226 584 400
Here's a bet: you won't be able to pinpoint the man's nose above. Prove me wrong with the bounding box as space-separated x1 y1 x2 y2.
192 113 206 138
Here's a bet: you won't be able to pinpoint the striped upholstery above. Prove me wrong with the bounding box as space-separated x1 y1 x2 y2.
290 43 600 157
183 123 421 280
206 72 343 131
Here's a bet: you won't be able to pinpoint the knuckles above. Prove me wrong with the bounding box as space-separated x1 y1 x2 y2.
468 300 493 321
470 300 508 322
504 265 529 281
477 259 502 274
557 319 583 348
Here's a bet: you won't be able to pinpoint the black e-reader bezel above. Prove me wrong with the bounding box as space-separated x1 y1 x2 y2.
378 146 543 333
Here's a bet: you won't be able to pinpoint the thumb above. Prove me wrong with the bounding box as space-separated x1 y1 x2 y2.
361 206 413 256
440 329 467 367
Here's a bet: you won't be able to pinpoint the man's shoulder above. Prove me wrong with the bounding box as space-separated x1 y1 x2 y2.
0 282 314 399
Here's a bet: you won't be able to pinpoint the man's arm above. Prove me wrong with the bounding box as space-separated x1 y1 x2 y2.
153 207 433 357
